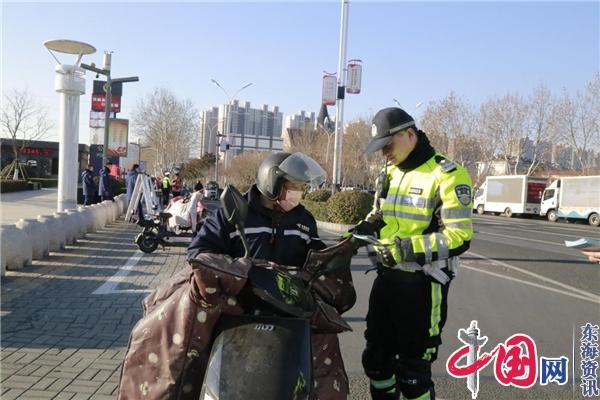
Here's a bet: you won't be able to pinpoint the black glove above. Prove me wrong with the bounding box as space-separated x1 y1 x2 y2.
354 220 379 236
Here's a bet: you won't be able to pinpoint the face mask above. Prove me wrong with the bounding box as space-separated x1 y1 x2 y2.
277 189 303 212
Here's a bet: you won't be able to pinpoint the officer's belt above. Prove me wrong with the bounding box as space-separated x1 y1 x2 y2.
388 257 460 285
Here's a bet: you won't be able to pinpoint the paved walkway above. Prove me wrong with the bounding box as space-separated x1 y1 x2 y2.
0 216 375 400
0 219 188 400
1 189 59 224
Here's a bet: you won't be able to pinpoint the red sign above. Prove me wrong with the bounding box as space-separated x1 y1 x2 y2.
91 94 121 113
18 147 52 156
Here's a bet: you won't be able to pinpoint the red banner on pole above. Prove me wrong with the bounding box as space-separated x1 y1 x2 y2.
91 94 121 113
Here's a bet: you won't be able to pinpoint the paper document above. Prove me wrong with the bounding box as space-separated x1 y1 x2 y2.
564 237 600 251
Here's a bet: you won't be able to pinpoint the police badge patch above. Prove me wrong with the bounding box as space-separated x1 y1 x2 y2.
455 185 472 206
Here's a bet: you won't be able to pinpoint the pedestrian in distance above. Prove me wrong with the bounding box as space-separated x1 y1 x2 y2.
99 161 114 202
162 172 172 206
81 164 96 206
171 172 182 198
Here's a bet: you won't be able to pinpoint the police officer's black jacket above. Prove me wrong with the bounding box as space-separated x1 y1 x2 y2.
187 185 326 267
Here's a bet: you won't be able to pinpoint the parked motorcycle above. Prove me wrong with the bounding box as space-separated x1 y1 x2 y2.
135 195 207 253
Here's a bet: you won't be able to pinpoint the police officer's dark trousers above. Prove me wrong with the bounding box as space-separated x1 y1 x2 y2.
362 268 450 400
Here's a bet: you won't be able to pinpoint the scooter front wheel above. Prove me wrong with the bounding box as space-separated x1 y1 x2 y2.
136 233 159 253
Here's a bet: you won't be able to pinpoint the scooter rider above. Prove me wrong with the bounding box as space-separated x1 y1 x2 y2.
187 151 354 399
189 152 326 264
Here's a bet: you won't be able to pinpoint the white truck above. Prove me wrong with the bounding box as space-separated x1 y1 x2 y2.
540 176 600 226
474 175 548 217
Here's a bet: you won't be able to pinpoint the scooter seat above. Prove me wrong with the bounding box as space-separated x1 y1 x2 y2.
159 212 172 219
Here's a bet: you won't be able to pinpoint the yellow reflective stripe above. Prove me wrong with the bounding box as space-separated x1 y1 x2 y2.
385 194 434 209
406 390 432 400
441 207 472 219
370 375 396 389
445 221 473 230
422 347 437 361
429 282 442 337
382 210 432 222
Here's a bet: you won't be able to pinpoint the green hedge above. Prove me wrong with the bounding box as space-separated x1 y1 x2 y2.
304 189 331 202
0 180 30 193
29 178 58 188
328 191 374 224
302 191 374 225
302 199 330 222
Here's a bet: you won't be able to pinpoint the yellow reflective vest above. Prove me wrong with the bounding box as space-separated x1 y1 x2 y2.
370 153 473 266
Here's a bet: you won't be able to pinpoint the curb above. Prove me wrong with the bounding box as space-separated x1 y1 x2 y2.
1 193 128 275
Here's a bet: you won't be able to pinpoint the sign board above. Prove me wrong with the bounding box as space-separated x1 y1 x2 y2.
90 144 119 173
92 80 123 112
93 80 123 96
91 94 121 113
108 119 129 157
89 111 105 128
346 59 362 94
322 74 337 106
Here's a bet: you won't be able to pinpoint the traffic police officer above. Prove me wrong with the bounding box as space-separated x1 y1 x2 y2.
356 107 474 400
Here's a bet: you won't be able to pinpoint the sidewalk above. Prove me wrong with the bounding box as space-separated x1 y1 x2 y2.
0 219 187 400
1 189 59 224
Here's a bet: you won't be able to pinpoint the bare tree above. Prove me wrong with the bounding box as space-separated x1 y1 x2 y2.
341 119 380 188
555 75 600 174
224 151 272 192
287 125 332 182
419 92 481 178
0 89 53 179
133 88 198 173
479 93 529 175
524 84 558 175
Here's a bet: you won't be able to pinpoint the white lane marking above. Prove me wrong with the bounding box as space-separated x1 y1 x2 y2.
92 250 151 295
474 215 596 233
466 251 600 302
461 265 599 304
478 231 559 246
475 221 597 239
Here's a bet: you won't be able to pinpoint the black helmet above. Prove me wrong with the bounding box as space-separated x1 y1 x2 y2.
257 152 326 200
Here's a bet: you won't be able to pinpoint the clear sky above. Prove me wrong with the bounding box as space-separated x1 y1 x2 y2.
1 1 598 144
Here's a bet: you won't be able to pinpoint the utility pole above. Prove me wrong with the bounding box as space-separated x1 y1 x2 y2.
332 0 349 193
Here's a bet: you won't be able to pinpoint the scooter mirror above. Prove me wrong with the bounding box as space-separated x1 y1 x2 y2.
220 185 248 229
220 185 251 258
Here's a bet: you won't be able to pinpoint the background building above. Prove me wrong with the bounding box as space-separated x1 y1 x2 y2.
199 100 284 158
282 110 316 149
0 138 89 178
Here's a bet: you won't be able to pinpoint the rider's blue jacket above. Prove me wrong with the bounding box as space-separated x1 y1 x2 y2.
187 185 326 267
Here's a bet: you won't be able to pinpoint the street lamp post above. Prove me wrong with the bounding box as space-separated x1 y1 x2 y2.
80 54 139 164
210 79 253 169
215 132 226 184
44 39 96 212
332 0 350 193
